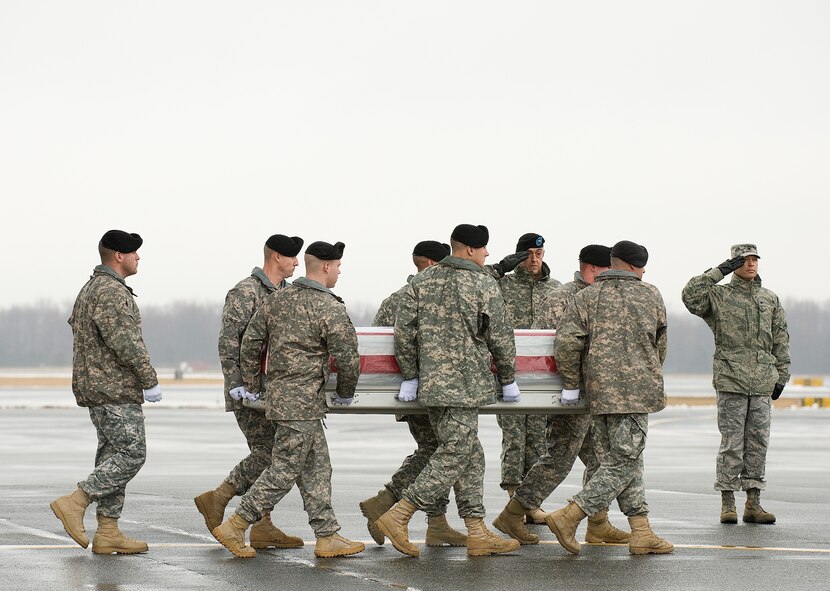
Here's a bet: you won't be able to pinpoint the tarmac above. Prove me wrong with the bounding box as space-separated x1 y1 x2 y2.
1 394 829 591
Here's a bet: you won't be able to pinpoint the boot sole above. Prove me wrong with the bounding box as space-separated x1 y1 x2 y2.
629 546 674 555
91 545 148 555
492 517 539 545
212 528 256 558
467 543 521 557
742 517 776 524
585 536 630 544
194 496 222 535
49 501 89 549
720 517 738 524
314 543 365 558
545 516 581 555
425 538 467 547
375 519 419 557
250 541 305 549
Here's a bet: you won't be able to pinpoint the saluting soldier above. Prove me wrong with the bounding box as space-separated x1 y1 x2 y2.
376 224 521 558
50 230 161 555
211 241 365 559
193 234 304 550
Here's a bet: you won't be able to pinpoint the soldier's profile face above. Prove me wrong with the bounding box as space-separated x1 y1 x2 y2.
325 259 342 288
120 251 140 277
471 246 488 268
278 255 299 278
735 255 759 280
521 247 544 275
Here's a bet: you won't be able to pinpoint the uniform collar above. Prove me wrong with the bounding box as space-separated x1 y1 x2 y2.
440 255 485 273
596 269 640 282
93 264 135 295
251 267 284 291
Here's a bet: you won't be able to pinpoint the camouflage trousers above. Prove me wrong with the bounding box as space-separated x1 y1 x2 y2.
225 408 277 496
237 420 339 537
403 407 486 519
496 413 548 489
573 414 650 517
385 415 453 516
715 392 771 491
514 414 597 510
78 403 146 519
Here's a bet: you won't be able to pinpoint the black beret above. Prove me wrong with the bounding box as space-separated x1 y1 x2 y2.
450 224 489 248
579 244 611 267
412 240 450 262
100 230 143 253
611 240 648 267
265 234 304 257
305 241 345 260
516 233 545 252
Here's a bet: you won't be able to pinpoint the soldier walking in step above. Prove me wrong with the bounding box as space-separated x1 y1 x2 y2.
193 234 304 550
546 240 673 555
359 240 468 548
375 224 521 558
212 241 365 559
50 230 162 555
682 244 790 524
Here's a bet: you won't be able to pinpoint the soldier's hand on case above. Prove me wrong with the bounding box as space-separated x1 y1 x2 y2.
331 395 353 406
143 385 163 403
493 251 530 277
560 388 580 405
398 378 419 402
771 383 785 400
717 256 745 276
240 389 260 402
229 386 247 401
502 381 521 402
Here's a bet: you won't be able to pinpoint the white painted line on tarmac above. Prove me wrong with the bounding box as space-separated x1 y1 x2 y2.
0 518 74 542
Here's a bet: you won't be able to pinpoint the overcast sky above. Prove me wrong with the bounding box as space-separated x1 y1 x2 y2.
2 1 828 316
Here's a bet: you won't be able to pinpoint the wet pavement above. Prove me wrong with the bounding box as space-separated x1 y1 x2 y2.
1 403 828 590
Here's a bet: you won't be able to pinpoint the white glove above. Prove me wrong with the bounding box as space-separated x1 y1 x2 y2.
561 388 580 405
331 395 354 406
229 386 246 401
398 378 419 402
143 384 163 403
240 389 260 402
502 381 521 403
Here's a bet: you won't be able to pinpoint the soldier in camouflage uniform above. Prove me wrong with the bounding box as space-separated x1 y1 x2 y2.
487 233 561 524
493 244 631 546
546 240 673 556
194 234 304 550
212 240 365 559
359 240 469 548
375 224 521 558
682 244 790 525
50 230 161 555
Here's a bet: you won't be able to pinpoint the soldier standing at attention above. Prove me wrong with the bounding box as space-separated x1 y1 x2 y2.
376 224 521 558
360 240 469 548
212 241 365 559
488 233 561 524
494 245 630 546
194 234 304 550
546 240 673 555
682 244 790 524
50 230 161 555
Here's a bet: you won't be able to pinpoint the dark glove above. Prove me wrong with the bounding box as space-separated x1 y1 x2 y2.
493 251 529 277
771 383 784 400
717 256 745 276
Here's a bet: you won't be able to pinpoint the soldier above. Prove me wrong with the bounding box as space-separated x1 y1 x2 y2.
193 234 304 550
375 224 521 558
546 240 673 555
360 240 469 549
493 244 631 546
488 233 561 524
50 230 161 555
211 240 365 559
682 244 790 524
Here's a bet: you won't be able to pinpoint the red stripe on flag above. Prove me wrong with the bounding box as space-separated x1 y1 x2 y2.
330 355 557 374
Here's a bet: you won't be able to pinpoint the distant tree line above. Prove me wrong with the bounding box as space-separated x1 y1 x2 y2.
0 299 826 375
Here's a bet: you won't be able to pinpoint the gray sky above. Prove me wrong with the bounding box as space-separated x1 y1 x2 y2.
2 1 828 314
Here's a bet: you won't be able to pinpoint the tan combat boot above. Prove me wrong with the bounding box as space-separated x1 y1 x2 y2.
585 509 631 543
50 488 91 549
425 514 468 547
627 515 673 555
249 511 304 549
492 498 540 545
359 489 397 545
212 513 256 558
545 501 587 555
743 489 775 524
720 491 738 524
314 533 366 557
526 506 549 525
194 481 235 534
375 499 420 557
464 517 521 557
91 516 149 555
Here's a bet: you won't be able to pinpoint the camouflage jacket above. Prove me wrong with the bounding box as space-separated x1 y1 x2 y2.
372 275 414 326
682 269 790 395
395 256 516 408
544 271 589 329
69 265 158 407
555 270 667 415
240 277 359 420
218 267 283 411
497 263 562 329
